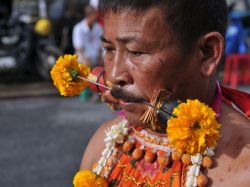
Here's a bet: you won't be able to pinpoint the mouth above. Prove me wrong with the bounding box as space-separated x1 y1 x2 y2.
111 86 146 103
110 86 146 112
118 99 130 107
117 99 142 112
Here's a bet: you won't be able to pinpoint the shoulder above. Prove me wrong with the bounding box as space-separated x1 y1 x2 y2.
213 102 250 185
206 102 250 186
73 20 88 33
94 23 103 33
219 102 250 155
221 101 250 139
79 116 124 170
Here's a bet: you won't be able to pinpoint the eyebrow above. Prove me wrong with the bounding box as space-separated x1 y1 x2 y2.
100 34 141 45
100 35 111 44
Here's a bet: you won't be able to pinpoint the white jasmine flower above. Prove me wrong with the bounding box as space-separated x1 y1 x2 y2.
191 153 202 165
204 148 215 156
92 119 129 177
186 175 196 187
187 165 200 177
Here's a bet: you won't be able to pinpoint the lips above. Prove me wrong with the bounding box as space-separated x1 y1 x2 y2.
118 100 130 106
118 99 139 112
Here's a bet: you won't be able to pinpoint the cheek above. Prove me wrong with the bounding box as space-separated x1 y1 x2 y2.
104 61 112 76
130 62 167 99
130 58 178 98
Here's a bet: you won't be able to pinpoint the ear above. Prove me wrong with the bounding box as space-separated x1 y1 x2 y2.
198 32 224 76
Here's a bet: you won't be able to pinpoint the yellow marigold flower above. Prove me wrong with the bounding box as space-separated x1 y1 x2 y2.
167 99 221 155
50 54 90 96
73 170 108 187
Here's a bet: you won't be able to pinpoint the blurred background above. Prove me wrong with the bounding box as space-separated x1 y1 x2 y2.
0 0 249 187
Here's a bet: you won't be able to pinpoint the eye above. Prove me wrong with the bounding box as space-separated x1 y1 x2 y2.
102 46 114 55
127 50 144 57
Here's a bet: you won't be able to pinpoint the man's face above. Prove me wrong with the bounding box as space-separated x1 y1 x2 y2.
88 11 98 24
102 7 202 124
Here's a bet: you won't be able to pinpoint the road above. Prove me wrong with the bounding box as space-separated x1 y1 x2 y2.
0 96 115 187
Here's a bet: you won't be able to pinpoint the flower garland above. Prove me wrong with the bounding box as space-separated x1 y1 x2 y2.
73 98 220 187
184 148 215 187
72 100 220 187
167 99 221 187
50 55 221 187
93 119 129 177
73 170 108 187
73 119 129 187
50 55 130 186
50 54 90 96
167 99 221 155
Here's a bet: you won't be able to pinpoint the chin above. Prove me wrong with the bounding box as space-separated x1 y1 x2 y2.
123 110 145 127
119 102 147 126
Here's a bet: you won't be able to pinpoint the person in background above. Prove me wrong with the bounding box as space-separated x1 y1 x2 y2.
89 0 104 26
72 5 103 68
72 5 103 102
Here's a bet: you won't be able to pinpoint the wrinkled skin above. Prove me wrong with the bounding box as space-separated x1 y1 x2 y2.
81 7 250 187
101 8 216 125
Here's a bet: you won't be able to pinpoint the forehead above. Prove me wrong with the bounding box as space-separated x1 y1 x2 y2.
103 7 173 44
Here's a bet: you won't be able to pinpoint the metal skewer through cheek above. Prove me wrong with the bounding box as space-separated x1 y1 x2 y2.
142 101 172 118
77 75 112 91
78 75 172 118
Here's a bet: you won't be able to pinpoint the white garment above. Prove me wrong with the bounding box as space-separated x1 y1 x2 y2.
72 19 103 65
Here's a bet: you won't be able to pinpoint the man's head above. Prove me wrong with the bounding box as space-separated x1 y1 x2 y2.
84 5 98 25
99 0 227 124
99 0 227 52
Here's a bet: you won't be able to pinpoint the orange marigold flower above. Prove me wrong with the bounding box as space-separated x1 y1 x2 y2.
73 170 108 187
50 54 90 96
167 99 221 155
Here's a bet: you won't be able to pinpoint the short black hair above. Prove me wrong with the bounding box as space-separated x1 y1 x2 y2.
98 0 228 51
84 5 97 17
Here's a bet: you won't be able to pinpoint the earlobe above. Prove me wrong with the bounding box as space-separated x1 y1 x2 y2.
200 32 224 77
201 55 217 76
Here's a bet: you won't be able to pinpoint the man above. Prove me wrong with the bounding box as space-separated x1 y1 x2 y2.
73 5 103 101
80 0 250 186
72 5 103 68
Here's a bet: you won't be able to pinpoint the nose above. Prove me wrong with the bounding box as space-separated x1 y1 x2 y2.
108 52 133 87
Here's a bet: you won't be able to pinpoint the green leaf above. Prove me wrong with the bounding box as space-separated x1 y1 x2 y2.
68 68 78 80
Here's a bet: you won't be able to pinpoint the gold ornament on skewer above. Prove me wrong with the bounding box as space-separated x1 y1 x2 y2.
140 89 172 131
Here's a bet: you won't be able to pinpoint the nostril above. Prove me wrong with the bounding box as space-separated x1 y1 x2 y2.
110 71 133 87
118 80 127 87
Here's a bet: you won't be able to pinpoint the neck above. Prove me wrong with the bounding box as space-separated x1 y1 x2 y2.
205 78 218 107
86 18 93 29
183 78 217 107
